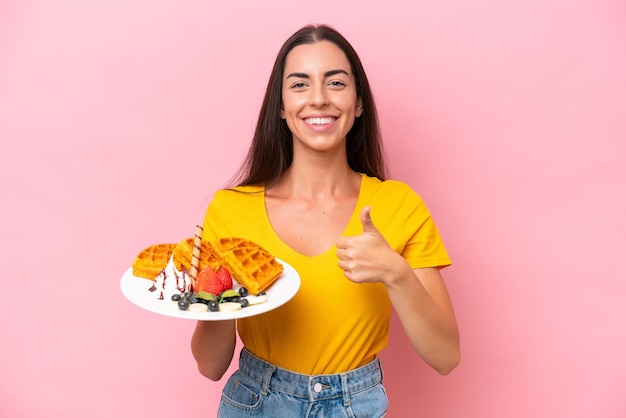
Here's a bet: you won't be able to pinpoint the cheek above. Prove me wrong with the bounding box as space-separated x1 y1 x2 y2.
281 97 306 119
337 93 360 114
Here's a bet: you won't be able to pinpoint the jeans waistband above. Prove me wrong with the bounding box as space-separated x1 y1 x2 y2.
238 348 383 402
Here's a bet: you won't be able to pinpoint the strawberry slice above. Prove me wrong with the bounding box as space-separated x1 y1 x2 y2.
216 266 233 291
195 266 223 295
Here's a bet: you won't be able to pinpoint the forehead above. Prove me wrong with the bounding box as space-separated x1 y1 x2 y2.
283 40 352 75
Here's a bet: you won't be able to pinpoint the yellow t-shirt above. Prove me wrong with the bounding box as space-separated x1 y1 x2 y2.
202 173 451 375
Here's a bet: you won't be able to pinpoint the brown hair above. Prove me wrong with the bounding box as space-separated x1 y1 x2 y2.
232 24 387 187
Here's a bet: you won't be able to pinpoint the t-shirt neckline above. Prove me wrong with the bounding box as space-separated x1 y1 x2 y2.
260 173 368 263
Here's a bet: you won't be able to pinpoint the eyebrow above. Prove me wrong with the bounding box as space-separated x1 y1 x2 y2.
286 69 350 79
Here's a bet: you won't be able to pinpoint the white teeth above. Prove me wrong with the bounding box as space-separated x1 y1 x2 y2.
305 117 334 125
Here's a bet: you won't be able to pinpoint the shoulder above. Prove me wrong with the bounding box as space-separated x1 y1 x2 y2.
361 174 424 204
206 185 264 220
203 185 266 237
212 185 264 203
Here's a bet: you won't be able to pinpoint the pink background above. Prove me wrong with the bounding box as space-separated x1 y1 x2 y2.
1 0 625 417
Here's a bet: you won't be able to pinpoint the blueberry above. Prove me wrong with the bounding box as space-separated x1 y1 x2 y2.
208 300 219 312
258 292 267 296
240 298 249 308
171 294 182 302
189 295 199 304
178 300 189 311
238 287 249 297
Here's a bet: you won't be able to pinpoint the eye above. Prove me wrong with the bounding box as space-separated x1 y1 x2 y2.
328 80 347 88
290 81 307 89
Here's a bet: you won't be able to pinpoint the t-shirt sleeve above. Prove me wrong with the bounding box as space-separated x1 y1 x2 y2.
399 187 451 269
200 186 265 243
201 191 226 242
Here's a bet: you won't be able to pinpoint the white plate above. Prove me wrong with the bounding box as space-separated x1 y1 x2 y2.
120 259 300 321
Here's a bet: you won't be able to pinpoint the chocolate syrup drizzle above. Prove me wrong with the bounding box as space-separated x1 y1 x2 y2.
147 268 190 300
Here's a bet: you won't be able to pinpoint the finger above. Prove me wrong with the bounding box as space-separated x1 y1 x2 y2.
360 206 378 234
336 236 357 250
335 237 348 250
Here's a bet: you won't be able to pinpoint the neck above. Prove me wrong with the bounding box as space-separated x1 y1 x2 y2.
269 163 360 199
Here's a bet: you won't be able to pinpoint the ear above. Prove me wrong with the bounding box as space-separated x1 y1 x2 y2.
355 97 363 117
280 104 286 119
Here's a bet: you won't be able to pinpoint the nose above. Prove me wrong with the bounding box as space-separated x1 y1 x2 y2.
309 85 329 106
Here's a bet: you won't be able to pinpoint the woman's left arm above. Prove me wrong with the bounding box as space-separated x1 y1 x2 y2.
336 206 460 375
386 264 460 375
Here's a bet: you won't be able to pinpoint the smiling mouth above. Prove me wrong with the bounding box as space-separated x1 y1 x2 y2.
304 117 335 125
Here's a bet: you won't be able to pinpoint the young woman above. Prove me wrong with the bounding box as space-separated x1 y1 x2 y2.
191 24 460 417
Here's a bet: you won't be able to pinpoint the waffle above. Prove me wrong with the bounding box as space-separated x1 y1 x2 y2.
211 237 259 252
208 238 284 294
132 243 176 280
172 237 220 273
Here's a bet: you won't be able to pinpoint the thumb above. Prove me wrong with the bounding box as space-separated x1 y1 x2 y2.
360 206 379 234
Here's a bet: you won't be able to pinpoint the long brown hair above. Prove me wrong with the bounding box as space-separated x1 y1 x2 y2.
232 24 387 187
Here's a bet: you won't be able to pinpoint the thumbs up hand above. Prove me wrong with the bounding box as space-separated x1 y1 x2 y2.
359 205 378 235
336 206 404 285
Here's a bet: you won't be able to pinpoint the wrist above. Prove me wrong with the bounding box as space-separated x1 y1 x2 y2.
384 255 414 289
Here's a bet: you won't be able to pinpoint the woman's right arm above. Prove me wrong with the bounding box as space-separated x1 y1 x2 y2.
191 319 237 381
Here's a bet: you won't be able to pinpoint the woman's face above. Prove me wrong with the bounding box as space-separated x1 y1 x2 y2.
281 41 362 155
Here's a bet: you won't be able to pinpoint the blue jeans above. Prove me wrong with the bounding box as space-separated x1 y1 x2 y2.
218 348 388 417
